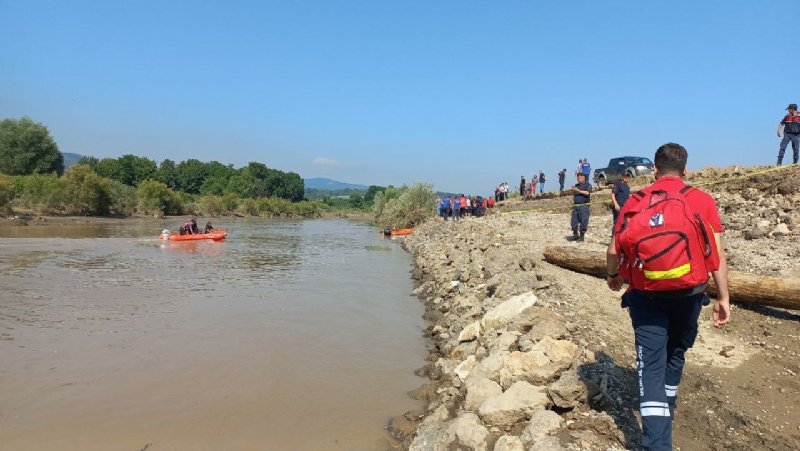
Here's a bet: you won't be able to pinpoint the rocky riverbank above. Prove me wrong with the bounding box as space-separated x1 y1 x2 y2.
388 165 800 451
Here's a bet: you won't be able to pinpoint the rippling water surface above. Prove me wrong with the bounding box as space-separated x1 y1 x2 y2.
0 219 426 450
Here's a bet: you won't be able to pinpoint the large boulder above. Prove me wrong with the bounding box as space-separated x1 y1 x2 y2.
547 368 587 409
498 337 578 387
494 435 525 451
409 412 490 451
520 410 565 447
454 355 477 381
464 375 503 411
477 381 549 429
482 293 539 332
458 320 483 342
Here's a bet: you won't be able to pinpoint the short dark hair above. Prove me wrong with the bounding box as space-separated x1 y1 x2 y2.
654 143 688 175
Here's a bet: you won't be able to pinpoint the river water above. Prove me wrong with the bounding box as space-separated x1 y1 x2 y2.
0 219 427 450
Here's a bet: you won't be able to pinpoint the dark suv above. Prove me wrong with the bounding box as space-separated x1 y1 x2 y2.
593 156 654 186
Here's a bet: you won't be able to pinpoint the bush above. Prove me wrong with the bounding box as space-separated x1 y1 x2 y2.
291 200 322 217
373 183 436 229
258 196 292 216
12 173 65 213
238 198 259 216
62 164 112 215
0 174 12 214
197 195 225 217
107 180 137 216
137 179 183 216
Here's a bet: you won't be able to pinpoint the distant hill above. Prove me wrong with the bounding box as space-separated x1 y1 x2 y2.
304 177 368 191
63 152 83 168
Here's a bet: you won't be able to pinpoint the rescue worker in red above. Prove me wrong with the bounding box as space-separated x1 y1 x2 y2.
606 143 730 451
777 103 800 165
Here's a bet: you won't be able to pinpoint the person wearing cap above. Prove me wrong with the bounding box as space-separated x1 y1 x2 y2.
570 173 592 242
777 103 800 165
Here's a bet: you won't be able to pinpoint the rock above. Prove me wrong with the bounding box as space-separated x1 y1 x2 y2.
459 320 483 342
720 345 735 358
455 355 477 381
464 375 503 411
744 226 769 240
470 351 509 382
409 412 490 451
548 368 587 409
528 435 566 451
483 293 539 332
450 340 480 359
478 381 549 428
499 337 579 387
490 331 520 353
387 414 416 442
409 382 437 401
771 223 791 237
521 410 565 446
494 435 525 451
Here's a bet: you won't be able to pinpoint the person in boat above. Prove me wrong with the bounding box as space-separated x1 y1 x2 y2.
179 218 199 235
204 221 214 233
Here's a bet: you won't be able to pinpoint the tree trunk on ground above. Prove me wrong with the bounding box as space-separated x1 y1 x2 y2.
542 245 800 311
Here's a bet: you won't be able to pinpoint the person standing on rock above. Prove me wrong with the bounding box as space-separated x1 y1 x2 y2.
520 176 526 197
570 173 592 241
777 103 800 165
606 142 731 451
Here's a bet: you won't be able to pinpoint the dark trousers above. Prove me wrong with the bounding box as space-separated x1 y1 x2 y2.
625 290 704 451
559 180 565 191
778 133 800 164
570 205 590 232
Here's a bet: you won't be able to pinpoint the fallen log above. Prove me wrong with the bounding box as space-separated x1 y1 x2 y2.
543 245 800 311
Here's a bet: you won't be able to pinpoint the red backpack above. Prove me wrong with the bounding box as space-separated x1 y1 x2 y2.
615 185 719 293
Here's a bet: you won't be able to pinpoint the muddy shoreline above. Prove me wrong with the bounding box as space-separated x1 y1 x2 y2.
389 166 800 450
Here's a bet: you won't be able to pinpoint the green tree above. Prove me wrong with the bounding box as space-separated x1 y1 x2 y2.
176 159 209 194
118 154 157 186
363 185 386 206
348 192 364 208
94 158 124 181
0 117 64 176
156 159 179 189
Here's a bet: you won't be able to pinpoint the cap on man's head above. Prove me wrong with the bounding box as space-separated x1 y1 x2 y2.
788 103 798 110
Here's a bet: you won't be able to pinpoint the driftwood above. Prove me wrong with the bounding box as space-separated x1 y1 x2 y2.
543 245 800 311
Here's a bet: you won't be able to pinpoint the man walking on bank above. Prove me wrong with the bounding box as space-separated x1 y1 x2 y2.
606 142 730 451
777 103 800 165
558 168 567 191
570 172 592 241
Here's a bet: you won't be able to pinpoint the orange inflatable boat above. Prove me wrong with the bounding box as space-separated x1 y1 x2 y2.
383 228 413 236
159 230 227 241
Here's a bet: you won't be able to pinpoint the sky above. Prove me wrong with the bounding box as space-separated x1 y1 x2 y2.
1 1 796 195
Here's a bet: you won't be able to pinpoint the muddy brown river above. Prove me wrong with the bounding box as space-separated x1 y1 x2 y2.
0 218 426 450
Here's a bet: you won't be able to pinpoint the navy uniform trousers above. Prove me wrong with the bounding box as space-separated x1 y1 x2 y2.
623 289 705 451
571 204 590 232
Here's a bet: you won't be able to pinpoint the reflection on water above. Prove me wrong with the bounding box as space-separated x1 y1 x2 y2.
0 219 426 451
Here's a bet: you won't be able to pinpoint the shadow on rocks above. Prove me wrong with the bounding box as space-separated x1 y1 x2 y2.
577 351 643 450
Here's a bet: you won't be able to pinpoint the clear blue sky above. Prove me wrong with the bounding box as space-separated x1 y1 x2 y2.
1 1 795 195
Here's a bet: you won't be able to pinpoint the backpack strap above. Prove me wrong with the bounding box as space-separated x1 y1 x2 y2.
679 185 693 194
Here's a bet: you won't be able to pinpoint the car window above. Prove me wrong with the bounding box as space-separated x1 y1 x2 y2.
631 157 652 165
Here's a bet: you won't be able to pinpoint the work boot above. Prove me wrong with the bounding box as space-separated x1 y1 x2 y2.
571 230 579 241
577 231 585 242
777 157 783 166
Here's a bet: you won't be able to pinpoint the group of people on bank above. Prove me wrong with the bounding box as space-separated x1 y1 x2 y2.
436 195 493 220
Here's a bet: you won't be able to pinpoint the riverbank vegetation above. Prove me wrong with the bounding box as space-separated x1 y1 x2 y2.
0 116 384 219
373 182 436 229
